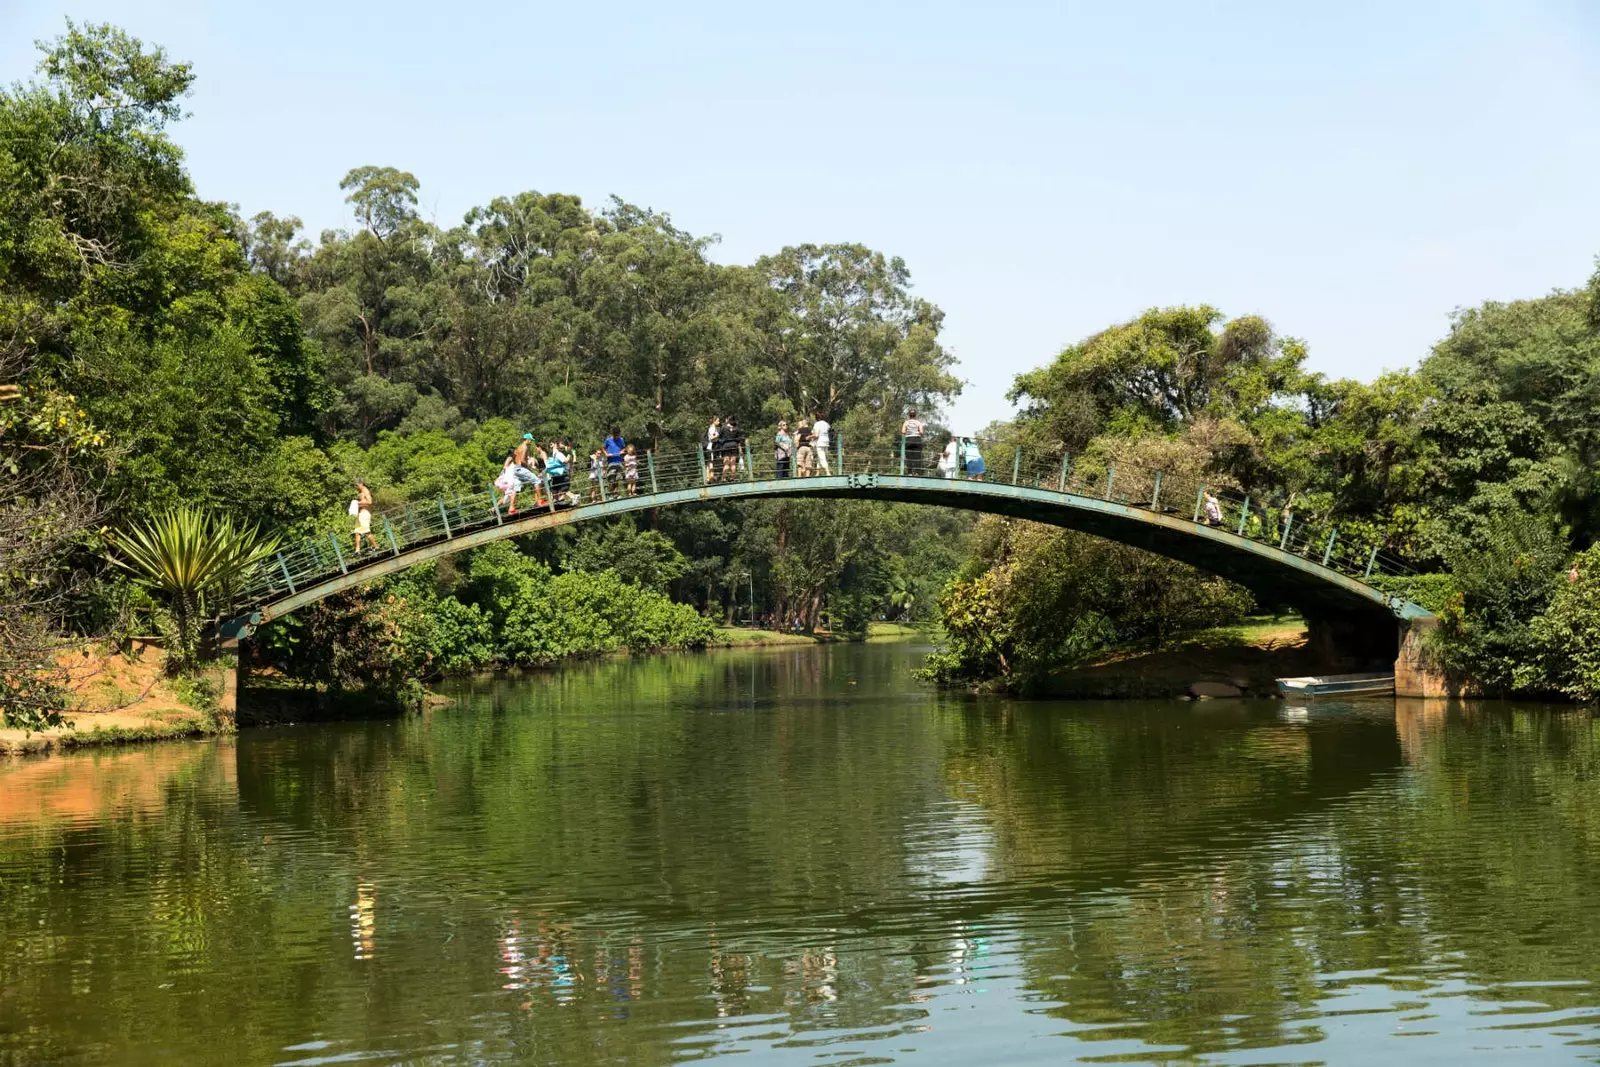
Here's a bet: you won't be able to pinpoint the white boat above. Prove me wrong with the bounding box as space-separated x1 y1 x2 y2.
1276 672 1394 698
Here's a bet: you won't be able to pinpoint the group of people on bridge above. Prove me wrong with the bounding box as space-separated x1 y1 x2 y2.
343 411 1337 570
350 409 998 553
706 409 989 482
494 430 639 516
708 413 837 481
903 411 988 480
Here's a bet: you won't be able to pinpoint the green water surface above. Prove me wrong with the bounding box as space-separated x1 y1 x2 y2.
3 642 1599 1064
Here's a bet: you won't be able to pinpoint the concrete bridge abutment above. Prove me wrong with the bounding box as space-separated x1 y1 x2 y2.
208 638 242 726
1394 616 1458 698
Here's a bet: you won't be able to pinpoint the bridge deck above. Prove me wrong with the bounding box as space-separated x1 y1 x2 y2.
233 442 1432 631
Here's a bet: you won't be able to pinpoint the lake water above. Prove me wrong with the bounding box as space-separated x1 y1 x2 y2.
3 641 1599 1065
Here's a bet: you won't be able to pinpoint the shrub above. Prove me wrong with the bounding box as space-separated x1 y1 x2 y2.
1520 545 1600 701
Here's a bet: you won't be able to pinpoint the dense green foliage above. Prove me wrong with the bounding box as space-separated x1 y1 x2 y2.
268 544 716 697
924 520 1253 689
0 24 970 718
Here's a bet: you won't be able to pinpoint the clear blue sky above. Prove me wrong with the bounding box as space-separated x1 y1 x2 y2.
6 1 1598 431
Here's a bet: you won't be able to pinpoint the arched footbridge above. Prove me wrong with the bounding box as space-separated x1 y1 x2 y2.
224 440 1434 635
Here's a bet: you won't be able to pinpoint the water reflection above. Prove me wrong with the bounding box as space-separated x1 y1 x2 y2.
0 737 236 829
1 645 1598 1065
350 880 377 960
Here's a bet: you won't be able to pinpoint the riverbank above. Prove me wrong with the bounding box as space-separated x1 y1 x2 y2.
0 642 226 756
711 622 938 647
1039 615 1315 699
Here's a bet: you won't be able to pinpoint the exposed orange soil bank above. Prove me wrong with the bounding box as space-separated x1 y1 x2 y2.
0 643 220 756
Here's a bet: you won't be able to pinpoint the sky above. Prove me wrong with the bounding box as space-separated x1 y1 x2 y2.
5 0 1599 432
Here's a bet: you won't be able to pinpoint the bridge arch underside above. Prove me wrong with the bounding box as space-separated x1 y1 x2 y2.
253 476 1424 644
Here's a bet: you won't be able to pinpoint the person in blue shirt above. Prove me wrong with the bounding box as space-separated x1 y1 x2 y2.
961 437 986 480
603 427 626 493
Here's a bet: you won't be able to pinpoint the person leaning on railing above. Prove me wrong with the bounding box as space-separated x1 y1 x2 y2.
718 415 742 479
603 427 626 494
960 437 985 480
702 416 721 482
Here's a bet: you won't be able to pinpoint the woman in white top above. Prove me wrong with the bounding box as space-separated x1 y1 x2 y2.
703 417 721 482
938 438 959 479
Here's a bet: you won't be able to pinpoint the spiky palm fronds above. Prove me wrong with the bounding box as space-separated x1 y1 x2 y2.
110 506 280 669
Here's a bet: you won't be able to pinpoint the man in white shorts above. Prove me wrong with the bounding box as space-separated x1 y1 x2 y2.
353 480 377 553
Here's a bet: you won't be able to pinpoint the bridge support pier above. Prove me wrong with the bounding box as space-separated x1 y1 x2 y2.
1305 615 1455 698
1394 616 1456 698
209 638 243 726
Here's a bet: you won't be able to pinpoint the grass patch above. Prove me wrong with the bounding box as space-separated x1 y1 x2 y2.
1164 613 1306 652
867 621 941 640
711 627 819 647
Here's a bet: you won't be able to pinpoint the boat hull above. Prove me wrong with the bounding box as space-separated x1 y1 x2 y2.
1276 673 1395 698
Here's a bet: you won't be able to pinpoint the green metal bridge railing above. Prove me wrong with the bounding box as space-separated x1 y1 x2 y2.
234 436 1422 618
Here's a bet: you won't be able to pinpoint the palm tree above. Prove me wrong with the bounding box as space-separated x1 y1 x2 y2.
886 574 917 621
110 506 281 671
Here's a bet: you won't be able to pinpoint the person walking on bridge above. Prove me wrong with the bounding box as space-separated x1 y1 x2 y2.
509 434 541 513
353 480 377 554
495 454 520 515
545 441 572 505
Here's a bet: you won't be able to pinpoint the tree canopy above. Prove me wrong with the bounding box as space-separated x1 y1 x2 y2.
0 22 970 720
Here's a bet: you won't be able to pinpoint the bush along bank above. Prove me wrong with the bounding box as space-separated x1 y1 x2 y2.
253 542 717 705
